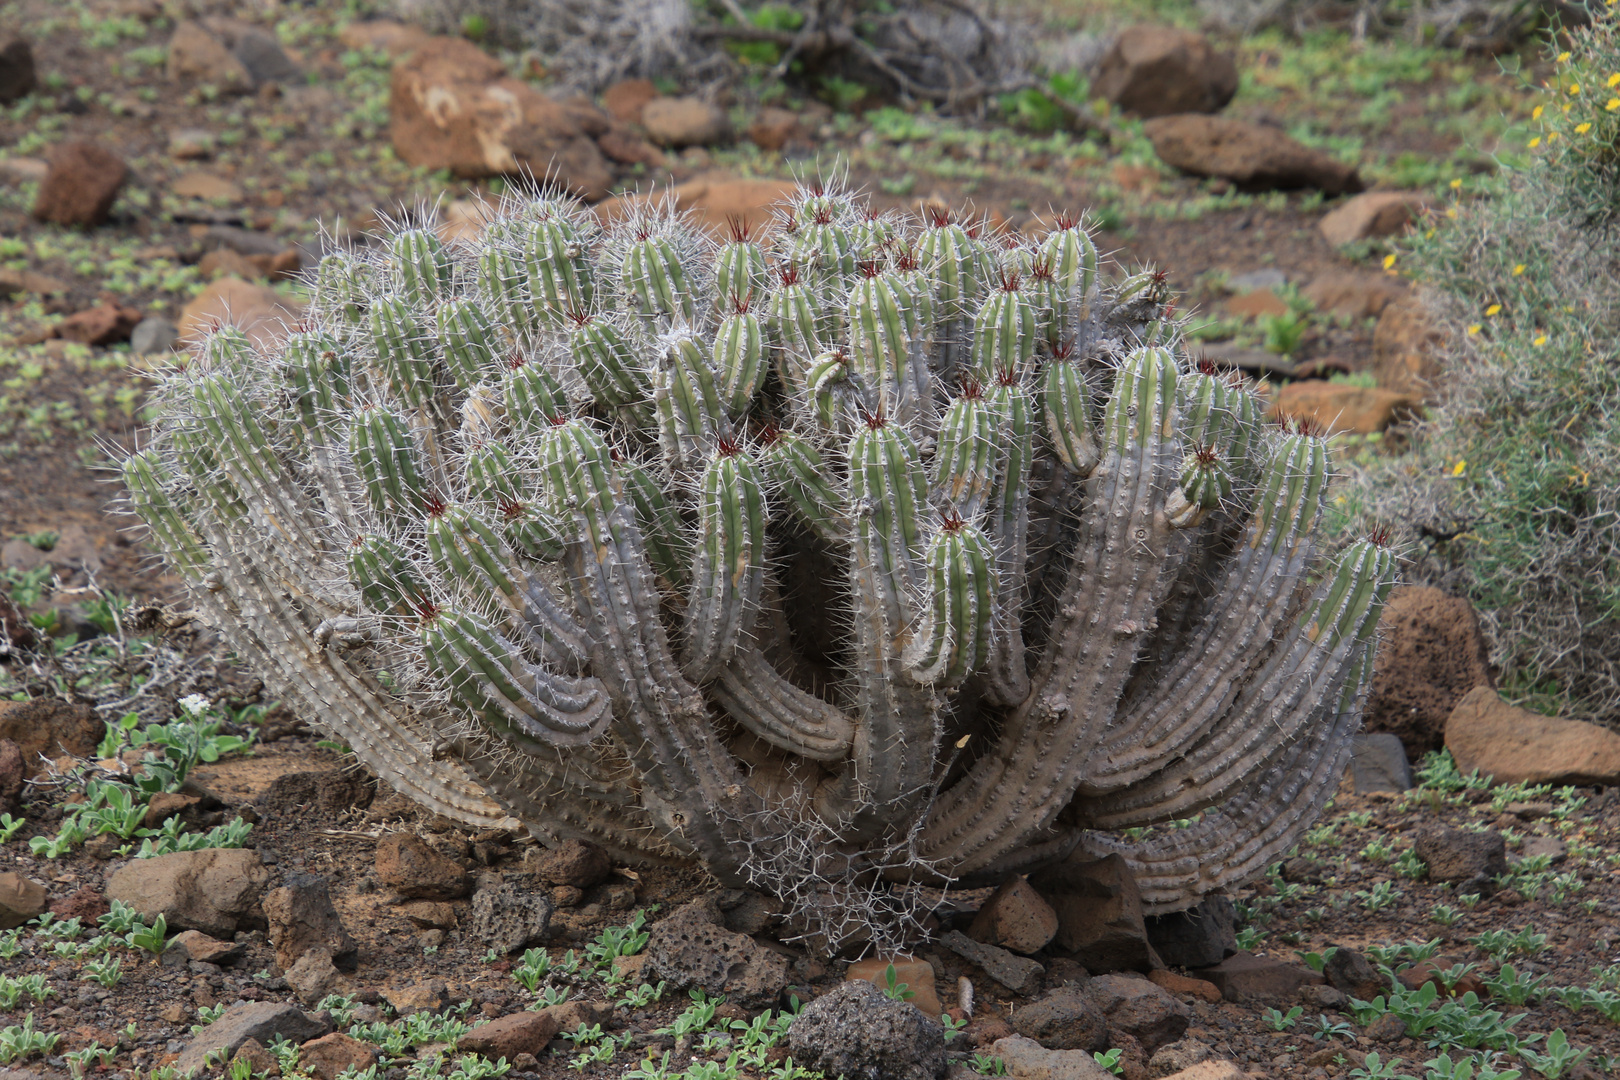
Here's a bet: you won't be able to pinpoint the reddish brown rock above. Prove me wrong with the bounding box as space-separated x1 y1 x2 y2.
597 126 666 168
199 248 264 280
0 698 101 777
1322 948 1389 1001
389 37 612 200
846 956 944 1019
376 832 471 900
1225 289 1289 320
162 929 245 967
1319 191 1433 247
1372 294 1445 400
1011 987 1109 1051
0 739 22 814
383 980 447 1016
1094 26 1238 118
142 792 203 829
337 19 432 57
457 1011 562 1059
602 78 658 123
1143 115 1363 195
230 1039 281 1079
1158 1063 1246 1080
1 35 37 105
1270 380 1420 435
400 900 458 930
531 838 612 888
172 170 243 202
31 140 129 227
106 848 269 938
0 871 47 930
1030 853 1157 973
1397 959 1486 998
595 173 797 235
1195 952 1324 1003
177 276 305 351
166 19 251 93
298 1033 376 1080
264 874 357 971
1085 974 1190 1054
1147 970 1223 1004
1302 271 1407 320
748 107 808 151
52 301 142 345
1364 586 1495 759
641 96 730 148
1446 686 1620 785
968 877 1060 955
1415 825 1507 889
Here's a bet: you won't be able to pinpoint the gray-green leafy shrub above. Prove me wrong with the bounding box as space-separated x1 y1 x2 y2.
1349 18 1620 721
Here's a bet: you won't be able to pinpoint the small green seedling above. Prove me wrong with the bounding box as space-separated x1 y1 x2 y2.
879 963 914 1002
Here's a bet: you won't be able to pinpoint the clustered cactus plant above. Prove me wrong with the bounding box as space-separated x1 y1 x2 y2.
122 179 1395 951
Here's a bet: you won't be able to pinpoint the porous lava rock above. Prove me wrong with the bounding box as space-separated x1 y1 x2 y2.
787 978 947 1080
645 897 789 1010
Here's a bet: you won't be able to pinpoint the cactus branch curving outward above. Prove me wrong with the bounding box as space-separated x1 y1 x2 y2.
121 182 1394 953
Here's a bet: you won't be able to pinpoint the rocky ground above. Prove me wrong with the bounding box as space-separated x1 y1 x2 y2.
3 1 1618 1080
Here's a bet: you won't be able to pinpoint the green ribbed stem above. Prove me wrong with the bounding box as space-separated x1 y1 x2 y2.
904 519 994 685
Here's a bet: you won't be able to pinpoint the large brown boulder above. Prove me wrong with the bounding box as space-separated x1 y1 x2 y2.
1364 586 1495 759
1446 686 1620 786
1094 27 1238 119
107 849 269 938
1143 115 1363 195
389 37 612 200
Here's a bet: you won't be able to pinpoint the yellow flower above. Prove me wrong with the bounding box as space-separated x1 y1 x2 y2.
1450 178 1463 189
1452 460 1467 476
1533 105 1545 119
1608 98 1620 111
1534 333 1548 346
1577 122 1593 134
1549 130 1560 141
1467 324 1482 335
1609 73 1620 87
1513 264 1526 275
1486 303 1502 316
1445 207 1458 219
1559 51 1572 62
1382 254 1397 269
1570 83 1582 95
1530 137 1542 148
